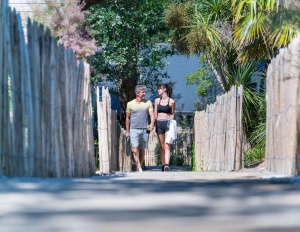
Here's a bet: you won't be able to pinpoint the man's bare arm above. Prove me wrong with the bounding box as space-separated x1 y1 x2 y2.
125 112 130 137
149 110 155 131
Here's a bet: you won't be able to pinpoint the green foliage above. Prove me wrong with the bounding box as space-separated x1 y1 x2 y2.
244 140 265 168
190 143 196 171
166 0 236 90
225 60 260 90
232 0 300 61
86 0 174 125
243 83 266 167
247 94 266 146
167 0 300 82
94 139 99 169
186 56 217 109
155 142 186 166
170 151 184 166
177 114 193 129
269 6 300 47
155 143 161 166
224 59 267 143
30 0 97 59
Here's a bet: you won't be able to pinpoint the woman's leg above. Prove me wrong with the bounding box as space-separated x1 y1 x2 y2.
158 134 166 166
164 131 171 171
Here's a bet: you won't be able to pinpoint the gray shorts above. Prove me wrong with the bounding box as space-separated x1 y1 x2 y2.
130 128 149 149
156 119 170 135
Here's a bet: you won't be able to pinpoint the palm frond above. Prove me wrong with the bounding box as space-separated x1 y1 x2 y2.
236 37 271 61
234 13 270 45
242 89 265 137
271 25 298 47
246 93 266 145
198 0 232 22
269 7 300 47
182 9 222 54
225 59 260 88
232 0 279 22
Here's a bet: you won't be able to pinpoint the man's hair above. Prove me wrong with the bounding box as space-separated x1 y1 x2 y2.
135 84 146 93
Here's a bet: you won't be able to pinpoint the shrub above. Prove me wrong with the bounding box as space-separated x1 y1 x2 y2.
244 140 265 168
30 0 97 59
190 143 196 171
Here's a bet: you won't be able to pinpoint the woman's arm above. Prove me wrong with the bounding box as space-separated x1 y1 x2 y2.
171 98 176 120
154 98 158 120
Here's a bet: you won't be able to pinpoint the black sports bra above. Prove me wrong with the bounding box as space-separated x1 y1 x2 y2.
157 98 172 114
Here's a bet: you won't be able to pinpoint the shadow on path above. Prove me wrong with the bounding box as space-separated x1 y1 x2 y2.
0 170 300 232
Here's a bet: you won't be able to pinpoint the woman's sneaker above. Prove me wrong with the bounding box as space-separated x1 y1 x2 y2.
132 163 137 172
164 165 170 172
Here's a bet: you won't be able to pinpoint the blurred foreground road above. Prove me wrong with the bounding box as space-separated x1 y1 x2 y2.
0 166 300 232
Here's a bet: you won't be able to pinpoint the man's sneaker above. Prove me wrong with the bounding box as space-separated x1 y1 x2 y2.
164 165 170 172
138 168 143 172
132 163 137 172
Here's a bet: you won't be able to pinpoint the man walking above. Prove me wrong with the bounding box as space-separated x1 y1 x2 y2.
125 85 155 172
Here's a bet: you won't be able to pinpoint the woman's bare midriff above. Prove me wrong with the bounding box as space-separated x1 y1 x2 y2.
157 112 172 119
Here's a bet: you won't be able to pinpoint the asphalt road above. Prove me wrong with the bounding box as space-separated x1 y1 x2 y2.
0 167 300 232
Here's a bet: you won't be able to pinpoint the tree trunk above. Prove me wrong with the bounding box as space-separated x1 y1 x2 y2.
207 56 227 91
118 77 137 128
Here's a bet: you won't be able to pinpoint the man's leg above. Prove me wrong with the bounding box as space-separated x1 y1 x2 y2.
130 129 141 172
139 149 145 170
139 129 149 172
131 146 140 171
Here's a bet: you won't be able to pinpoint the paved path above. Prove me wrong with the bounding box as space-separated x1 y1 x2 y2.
1 166 300 232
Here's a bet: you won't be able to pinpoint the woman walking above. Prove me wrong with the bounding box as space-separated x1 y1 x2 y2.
153 83 176 172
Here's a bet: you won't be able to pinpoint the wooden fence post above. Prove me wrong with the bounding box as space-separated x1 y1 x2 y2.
193 86 243 172
235 86 243 171
97 86 110 174
0 4 96 178
266 36 300 175
0 0 11 176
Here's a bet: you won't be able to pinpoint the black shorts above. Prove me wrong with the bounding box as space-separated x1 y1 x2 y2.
156 119 170 135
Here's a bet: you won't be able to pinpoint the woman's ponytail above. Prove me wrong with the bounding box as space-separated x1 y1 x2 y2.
167 84 173 98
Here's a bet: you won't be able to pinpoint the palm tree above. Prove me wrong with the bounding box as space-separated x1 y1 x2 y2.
166 0 233 90
166 0 299 145
225 60 265 140
232 1 300 134
166 0 269 144
232 0 300 61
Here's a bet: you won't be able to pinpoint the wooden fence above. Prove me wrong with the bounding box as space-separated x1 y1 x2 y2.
266 35 300 175
144 128 193 166
96 87 193 173
194 86 243 172
96 86 131 173
0 1 95 177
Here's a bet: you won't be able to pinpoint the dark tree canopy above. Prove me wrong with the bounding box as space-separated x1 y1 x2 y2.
80 0 104 10
86 0 172 126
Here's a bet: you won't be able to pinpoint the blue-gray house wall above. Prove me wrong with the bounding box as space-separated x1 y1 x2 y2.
99 54 202 118
105 54 264 119
147 54 200 117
